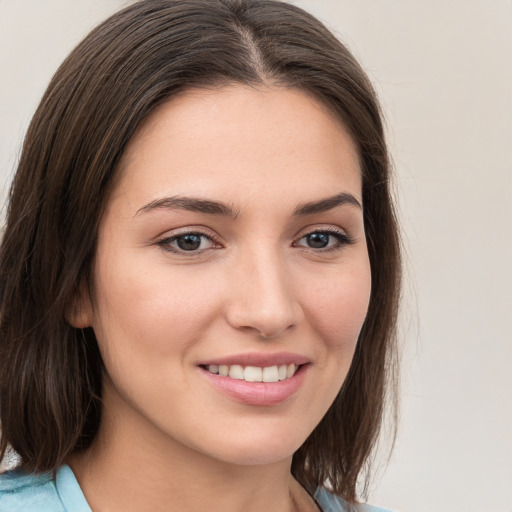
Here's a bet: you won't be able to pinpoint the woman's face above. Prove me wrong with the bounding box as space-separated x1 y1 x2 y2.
77 84 371 466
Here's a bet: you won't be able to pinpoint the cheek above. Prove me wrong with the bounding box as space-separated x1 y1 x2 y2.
304 261 371 348
91 258 224 363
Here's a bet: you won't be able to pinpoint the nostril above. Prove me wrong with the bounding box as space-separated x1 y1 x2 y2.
225 302 299 339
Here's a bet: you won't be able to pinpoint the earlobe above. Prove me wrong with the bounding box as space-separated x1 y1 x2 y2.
66 290 93 329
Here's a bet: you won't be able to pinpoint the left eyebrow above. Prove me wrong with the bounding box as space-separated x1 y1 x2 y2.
293 192 362 215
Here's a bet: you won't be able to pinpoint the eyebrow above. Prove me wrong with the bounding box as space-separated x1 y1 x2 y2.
136 196 239 218
136 191 361 218
293 192 362 215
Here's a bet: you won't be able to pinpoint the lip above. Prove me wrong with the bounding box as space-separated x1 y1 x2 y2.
199 351 310 368
199 363 309 406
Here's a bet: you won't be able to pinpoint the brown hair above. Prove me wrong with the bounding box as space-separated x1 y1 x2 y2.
0 0 400 503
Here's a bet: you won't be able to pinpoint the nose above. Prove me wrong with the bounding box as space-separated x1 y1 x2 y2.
225 248 301 339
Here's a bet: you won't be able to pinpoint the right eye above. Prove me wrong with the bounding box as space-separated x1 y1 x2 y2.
157 232 217 253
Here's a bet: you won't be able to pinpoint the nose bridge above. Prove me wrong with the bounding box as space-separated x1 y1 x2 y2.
226 242 299 338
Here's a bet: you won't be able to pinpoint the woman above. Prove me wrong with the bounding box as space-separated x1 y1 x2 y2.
0 1 400 511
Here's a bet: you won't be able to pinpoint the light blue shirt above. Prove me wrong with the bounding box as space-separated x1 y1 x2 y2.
0 465 392 512
0 466 90 512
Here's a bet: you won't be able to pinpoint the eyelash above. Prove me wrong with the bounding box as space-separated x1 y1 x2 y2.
156 227 354 255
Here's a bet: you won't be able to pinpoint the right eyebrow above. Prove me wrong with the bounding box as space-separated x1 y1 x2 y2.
136 196 239 218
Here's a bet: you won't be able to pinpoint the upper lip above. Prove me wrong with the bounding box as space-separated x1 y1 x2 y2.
199 352 310 367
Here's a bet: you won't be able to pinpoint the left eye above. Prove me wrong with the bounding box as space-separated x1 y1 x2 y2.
159 232 215 252
295 230 350 250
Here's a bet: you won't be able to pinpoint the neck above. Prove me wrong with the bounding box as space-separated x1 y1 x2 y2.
68 393 317 512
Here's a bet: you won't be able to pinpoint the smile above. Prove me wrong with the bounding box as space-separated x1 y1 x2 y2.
199 356 309 405
205 363 298 383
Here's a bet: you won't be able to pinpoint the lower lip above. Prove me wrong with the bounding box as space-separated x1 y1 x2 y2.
199 365 308 406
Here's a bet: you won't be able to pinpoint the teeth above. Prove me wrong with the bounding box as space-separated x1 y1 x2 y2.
206 363 299 382
262 366 279 382
229 365 244 380
244 366 262 382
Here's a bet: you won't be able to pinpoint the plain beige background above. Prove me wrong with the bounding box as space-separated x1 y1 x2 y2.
1 1 511 511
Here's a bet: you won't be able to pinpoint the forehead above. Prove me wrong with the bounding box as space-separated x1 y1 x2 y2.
114 84 362 210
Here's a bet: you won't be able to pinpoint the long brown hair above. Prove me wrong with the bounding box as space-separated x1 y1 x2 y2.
0 0 400 503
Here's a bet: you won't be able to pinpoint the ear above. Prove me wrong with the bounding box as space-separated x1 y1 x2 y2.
65 286 93 329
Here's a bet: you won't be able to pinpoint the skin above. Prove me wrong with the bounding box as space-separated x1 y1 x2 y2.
69 84 371 512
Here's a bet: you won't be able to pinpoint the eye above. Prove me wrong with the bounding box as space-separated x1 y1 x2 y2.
157 232 217 253
295 229 353 251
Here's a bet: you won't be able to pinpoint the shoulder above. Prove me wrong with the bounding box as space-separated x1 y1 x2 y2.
0 469 65 512
314 486 394 512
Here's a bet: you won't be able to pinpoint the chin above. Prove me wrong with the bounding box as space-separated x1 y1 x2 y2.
189 425 309 467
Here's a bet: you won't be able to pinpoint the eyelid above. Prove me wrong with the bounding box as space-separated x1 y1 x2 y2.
154 224 218 239
294 224 351 239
